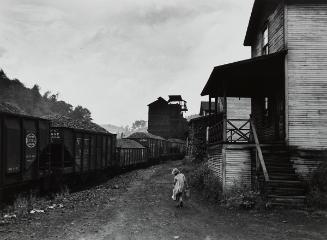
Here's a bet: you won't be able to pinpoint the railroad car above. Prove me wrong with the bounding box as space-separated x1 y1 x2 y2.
0 106 50 200
116 139 148 169
127 132 166 163
45 115 116 175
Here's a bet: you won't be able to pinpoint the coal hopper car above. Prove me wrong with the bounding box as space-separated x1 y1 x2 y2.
116 138 148 169
45 115 116 177
0 104 50 200
127 132 167 164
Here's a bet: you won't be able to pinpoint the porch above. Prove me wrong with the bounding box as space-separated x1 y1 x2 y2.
201 51 306 206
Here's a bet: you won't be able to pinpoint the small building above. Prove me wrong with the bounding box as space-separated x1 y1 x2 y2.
148 95 188 140
201 0 327 206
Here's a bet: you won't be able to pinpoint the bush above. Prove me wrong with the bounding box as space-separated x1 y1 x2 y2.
222 181 263 209
188 163 222 201
307 161 327 209
188 164 266 209
307 187 327 209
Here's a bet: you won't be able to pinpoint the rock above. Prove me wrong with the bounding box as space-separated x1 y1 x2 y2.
174 236 180 239
0 220 9 226
30 209 45 214
4 214 16 219
113 185 119 189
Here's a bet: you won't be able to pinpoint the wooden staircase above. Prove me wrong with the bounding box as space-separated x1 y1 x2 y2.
249 119 306 208
261 145 306 207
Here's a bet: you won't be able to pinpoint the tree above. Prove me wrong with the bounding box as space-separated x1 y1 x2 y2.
132 120 147 130
70 105 92 121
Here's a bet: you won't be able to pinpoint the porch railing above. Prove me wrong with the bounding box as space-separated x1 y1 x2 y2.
207 117 269 181
226 119 251 143
207 118 252 144
207 120 224 144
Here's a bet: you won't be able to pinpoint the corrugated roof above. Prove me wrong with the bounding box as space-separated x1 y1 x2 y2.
44 114 110 134
128 131 166 140
117 139 146 149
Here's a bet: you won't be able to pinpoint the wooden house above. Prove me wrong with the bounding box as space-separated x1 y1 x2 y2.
201 0 327 206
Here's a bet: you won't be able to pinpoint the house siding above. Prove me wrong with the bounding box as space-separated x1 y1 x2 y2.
286 2 327 177
207 144 224 185
226 98 251 119
286 3 327 149
252 3 285 57
225 145 252 188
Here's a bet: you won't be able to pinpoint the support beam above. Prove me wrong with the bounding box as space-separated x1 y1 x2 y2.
215 97 218 115
209 96 212 115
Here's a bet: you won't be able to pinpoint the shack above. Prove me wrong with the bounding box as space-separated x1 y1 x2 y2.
201 0 327 206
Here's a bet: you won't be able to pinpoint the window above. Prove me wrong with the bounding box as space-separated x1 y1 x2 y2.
264 97 269 117
262 25 269 55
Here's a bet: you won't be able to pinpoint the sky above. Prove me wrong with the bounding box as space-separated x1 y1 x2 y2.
0 0 254 126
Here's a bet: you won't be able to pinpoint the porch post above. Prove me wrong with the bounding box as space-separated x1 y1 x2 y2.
223 91 227 142
215 97 218 115
209 95 212 115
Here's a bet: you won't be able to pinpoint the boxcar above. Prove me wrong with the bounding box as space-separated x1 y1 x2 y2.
45 115 116 175
116 139 148 168
0 110 50 192
167 138 186 160
127 132 166 163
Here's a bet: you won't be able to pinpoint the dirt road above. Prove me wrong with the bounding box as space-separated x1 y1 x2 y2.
1 160 327 240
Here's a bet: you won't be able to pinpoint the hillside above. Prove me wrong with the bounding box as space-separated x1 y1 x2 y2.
101 123 147 138
0 69 92 121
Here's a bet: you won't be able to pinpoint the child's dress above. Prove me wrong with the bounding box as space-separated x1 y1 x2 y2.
172 173 186 200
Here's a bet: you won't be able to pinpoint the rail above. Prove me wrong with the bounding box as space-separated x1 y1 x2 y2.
250 119 270 182
207 120 224 144
208 118 252 144
226 119 251 143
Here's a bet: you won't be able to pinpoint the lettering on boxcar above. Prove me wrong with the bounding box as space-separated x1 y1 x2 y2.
50 129 61 142
26 132 37 148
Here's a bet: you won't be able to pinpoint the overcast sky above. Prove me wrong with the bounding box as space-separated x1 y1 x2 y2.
0 0 254 126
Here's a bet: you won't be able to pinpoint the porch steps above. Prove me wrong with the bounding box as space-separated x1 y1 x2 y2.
260 145 306 207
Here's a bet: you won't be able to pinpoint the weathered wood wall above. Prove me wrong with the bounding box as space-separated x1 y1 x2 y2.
285 1 327 177
225 145 252 188
207 144 253 190
226 98 251 119
286 2 327 150
252 3 285 57
207 144 224 185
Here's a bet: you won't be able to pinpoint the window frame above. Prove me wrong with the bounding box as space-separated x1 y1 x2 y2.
262 24 269 55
